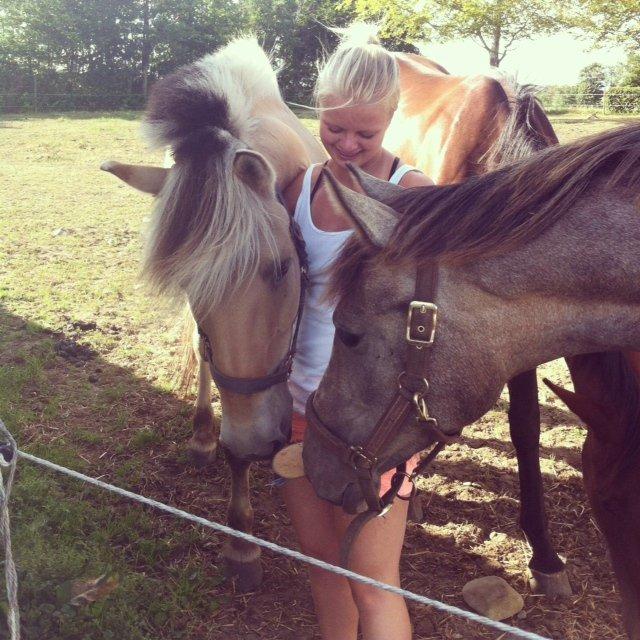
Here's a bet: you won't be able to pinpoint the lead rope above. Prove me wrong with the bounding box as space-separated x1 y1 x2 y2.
0 420 20 640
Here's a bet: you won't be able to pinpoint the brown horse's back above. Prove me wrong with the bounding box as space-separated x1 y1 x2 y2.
387 53 513 184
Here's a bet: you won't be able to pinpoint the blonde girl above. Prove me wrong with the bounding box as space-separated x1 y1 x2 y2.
281 23 434 640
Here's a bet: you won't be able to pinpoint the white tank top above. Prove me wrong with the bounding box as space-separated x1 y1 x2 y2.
288 162 418 415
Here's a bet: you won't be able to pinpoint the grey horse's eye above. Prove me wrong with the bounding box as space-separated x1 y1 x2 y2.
335 324 362 348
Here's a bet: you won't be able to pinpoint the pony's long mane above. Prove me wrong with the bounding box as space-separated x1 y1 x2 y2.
141 39 283 315
385 123 640 266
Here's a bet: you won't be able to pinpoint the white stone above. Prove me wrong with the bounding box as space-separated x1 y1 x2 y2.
462 576 524 621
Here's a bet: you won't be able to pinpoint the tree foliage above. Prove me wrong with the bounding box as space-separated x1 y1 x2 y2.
576 62 607 104
0 0 247 105
346 0 565 66
1 0 639 110
616 53 640 86
246 0 355 104
575 0 640 51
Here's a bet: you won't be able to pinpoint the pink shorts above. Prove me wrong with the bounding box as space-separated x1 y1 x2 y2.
291 413 419 498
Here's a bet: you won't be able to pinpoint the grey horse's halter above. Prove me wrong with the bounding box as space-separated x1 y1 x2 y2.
305 264 458 565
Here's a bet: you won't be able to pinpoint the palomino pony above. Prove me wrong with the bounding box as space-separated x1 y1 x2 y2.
304 125 640 638
103 38 326 589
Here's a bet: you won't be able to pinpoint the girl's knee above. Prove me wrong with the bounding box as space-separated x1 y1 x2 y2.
350 579 402 613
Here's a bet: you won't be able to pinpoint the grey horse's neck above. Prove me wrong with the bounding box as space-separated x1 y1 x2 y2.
429 189 640 434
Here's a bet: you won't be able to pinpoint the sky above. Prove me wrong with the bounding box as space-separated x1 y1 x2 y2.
419 33 628 86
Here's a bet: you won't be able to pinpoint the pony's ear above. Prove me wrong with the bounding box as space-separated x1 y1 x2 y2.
233 149 276 200
100 161 169 195
543 378 616 443
321 168 400 247
346 163 405 206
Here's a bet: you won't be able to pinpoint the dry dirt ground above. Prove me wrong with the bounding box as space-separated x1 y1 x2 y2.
0 111 637 639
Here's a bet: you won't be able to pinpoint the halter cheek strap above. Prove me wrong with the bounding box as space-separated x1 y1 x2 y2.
198 211 309 396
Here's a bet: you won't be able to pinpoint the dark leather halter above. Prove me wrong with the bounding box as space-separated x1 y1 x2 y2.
198 213 309 395
305 263 458 565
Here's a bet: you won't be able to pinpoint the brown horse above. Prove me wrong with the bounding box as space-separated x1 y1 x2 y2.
388 53 558 182
305 124 640 638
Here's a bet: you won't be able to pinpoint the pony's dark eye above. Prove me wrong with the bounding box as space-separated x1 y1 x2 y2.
335 324 362 348
274 259 291 285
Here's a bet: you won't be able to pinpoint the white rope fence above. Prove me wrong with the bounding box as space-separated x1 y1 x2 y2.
0 424 19 640
0 419 553 640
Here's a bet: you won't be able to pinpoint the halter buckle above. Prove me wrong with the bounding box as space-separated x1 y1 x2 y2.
348 446 378 471
406 301 437 346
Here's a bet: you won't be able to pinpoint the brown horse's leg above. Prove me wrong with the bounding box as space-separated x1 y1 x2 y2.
187 332 218 467
221 452 263 591
507 369 572 596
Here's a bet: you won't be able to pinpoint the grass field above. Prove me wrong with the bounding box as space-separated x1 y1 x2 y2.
0 110 638 639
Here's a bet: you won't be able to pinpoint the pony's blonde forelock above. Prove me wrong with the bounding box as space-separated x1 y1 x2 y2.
142 155 279 316
140 38 284 316
315 22 399 111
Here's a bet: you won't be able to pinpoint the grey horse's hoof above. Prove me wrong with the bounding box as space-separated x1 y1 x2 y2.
187 438 218 468
223 556 264 592
529 567 573 597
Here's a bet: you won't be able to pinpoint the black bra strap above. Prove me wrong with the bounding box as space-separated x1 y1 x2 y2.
310 160 329 204
388 156 400 180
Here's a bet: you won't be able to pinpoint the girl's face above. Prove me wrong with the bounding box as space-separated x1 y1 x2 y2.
319 99 394 168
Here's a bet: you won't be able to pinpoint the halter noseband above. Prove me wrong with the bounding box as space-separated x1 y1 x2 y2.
198 213 308 395
305 263 457 563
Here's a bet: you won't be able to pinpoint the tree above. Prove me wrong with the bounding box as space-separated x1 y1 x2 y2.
575 0 640 51
0 0 247 107
617 53 640 86
345 0 566 67
576 62 607 105
247 0 355 104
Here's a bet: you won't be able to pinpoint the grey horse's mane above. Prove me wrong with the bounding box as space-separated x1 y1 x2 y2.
140 39 282 316
331 124 640 305
385 123 640 266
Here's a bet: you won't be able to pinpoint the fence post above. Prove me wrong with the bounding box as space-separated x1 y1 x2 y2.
602 90 606 116
33 76 38 114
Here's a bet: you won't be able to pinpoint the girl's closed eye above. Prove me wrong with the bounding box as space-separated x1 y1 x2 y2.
359 131 376 139
328 125 343 134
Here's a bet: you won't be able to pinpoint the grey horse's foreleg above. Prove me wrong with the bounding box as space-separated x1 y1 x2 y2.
508 369 572 596
221 452 263 591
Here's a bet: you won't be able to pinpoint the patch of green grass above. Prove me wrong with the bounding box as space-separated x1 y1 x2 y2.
131 428 163 449
8 464 224 640
74 429 103 445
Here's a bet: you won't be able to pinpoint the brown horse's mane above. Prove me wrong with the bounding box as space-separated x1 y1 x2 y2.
385 123 640 266
481 82 559 169
580 352 640 475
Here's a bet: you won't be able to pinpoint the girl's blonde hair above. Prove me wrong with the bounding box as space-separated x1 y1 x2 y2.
314 22 400 112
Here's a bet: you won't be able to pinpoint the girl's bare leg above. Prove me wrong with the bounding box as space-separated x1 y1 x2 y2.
281 477 359 640
334 499 411 640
